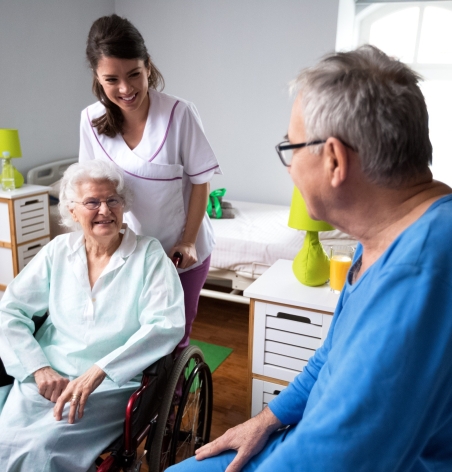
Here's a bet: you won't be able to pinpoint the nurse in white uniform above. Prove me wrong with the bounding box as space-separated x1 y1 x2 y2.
80 14 221 355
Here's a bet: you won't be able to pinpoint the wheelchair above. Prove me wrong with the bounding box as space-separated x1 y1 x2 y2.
0 330 213 472
96 344 213 472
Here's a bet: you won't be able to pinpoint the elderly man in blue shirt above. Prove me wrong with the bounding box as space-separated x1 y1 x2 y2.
168 45 452 472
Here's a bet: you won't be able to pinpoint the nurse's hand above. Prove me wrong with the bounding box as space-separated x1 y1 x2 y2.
170 242 198 269
33 366 69 403
53 365 106 424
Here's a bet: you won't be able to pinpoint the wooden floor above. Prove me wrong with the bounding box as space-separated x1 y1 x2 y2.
191 292 250 439
138 291 250 470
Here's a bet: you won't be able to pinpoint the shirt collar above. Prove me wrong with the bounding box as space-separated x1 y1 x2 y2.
66 223 137 259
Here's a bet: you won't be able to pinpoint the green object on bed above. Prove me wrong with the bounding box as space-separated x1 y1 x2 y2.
189 339 233 373
207 188 226 218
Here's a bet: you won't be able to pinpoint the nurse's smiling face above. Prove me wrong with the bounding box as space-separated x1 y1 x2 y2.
96 56 150 116
70 179 124 242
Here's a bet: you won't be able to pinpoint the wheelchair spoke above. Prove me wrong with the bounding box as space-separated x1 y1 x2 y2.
147 346 212 472
174 380 204 461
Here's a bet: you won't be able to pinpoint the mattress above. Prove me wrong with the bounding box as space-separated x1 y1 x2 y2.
209 200 356 277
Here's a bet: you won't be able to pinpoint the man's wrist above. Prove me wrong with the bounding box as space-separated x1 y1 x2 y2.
258 406 284 434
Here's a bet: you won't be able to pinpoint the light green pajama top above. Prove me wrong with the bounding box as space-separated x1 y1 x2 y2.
0 226 185 386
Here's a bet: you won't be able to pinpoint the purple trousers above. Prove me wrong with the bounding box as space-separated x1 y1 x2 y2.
175 255 211 357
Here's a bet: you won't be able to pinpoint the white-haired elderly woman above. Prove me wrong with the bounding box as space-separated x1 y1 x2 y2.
0 159 185 472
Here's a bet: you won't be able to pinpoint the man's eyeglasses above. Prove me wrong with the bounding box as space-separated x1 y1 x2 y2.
275 140 326 167
276 138 356 166
72 196 124 210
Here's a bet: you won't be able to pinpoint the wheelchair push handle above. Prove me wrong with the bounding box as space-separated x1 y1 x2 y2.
172 251 183 268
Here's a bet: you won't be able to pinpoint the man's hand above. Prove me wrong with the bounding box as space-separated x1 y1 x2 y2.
53 365 106 424
33 366 69 403
195 407 283 472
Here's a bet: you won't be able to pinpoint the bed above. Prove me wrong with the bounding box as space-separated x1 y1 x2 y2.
27 159 356 304
205 201 355 303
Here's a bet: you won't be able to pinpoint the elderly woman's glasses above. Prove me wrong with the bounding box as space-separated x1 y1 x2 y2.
275 140 326 167
72 197 124 210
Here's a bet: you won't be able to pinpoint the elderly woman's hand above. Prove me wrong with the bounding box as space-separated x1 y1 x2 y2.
33 366 70 403
53 365 107 424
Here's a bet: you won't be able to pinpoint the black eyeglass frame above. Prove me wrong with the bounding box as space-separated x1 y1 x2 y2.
276 139 356 167
71 196 124 210
275 140 326 167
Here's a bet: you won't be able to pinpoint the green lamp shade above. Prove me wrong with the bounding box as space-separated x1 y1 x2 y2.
288 187 333 232
0 129 22 158
0 129 24 189
289 188 333 286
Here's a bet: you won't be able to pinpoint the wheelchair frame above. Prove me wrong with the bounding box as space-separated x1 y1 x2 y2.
97 344 213 472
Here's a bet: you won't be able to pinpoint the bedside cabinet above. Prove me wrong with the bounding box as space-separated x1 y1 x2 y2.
244 259 339 418
0 185 51 291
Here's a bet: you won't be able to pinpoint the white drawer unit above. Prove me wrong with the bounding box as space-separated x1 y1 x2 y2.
0 185 51 291
251 379 288 418
253 301 331 383
17 237 51 271
14 194 50 244
244 259 339 418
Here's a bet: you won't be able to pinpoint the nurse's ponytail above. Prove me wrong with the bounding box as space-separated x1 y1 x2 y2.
86 14 165 137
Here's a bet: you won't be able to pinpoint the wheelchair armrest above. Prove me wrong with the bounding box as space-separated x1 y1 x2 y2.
0 358 14 387
142 353 173 377
124 353 174 452
32 313 48 334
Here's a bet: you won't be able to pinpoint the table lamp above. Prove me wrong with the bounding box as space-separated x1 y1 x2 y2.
288 187 334 286
0 129 24 191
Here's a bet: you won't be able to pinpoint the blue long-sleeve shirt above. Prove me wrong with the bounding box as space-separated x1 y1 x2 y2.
266 195 452 471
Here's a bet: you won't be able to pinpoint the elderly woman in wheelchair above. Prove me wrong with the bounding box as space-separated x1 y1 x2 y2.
0 160 186 472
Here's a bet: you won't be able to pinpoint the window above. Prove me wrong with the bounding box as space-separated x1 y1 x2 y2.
339 1 452 185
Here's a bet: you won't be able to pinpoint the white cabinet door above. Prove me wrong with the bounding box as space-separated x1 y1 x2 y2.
251 379 288 417
253 301 328 383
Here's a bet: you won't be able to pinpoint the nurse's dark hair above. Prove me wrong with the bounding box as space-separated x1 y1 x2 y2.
86 14 164 137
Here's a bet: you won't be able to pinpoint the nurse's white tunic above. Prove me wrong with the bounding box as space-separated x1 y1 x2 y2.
79 90 222 272
0 226 185 471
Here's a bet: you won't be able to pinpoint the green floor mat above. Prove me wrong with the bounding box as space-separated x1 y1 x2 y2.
190 339 233 373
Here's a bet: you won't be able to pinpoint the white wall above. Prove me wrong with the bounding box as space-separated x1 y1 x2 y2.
0 0 114 177
116 0 340 205
1 0 339 205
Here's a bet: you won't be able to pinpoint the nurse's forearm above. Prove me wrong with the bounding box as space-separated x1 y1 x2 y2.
182 182 209 244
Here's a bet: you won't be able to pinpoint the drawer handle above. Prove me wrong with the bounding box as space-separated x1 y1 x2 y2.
273 390 281 395
26 244 42 250
24 199 39 206
277 312 311 324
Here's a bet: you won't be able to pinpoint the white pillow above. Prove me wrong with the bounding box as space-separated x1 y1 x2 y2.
49 179 62 200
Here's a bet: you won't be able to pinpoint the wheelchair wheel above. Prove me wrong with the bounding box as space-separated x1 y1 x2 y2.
147 345 213 472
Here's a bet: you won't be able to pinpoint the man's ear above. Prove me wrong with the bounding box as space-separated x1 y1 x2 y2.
324 137 349 188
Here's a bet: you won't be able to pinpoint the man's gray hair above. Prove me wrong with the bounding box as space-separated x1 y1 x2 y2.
292 45 432 187
59 160 132 230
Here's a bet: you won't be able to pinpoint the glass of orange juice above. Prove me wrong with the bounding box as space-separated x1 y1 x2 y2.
329 246 354 292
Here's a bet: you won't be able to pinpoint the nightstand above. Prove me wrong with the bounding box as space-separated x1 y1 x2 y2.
244 259 339 418
0 185 51 291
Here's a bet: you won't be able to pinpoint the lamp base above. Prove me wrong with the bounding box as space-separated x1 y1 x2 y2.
1 161 24 190
292 231 330 286
13 167 24 188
